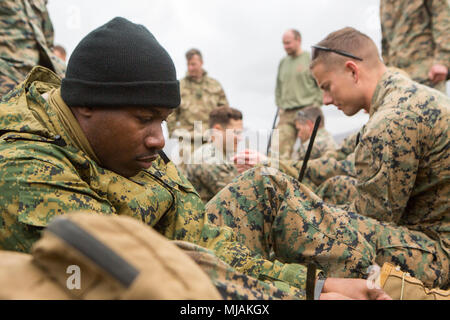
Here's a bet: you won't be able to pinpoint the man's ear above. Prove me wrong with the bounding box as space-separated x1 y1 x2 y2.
212 124 223 131
345 61 359 83
307 120 315 133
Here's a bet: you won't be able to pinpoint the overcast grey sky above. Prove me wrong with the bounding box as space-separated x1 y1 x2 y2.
46 0 448 152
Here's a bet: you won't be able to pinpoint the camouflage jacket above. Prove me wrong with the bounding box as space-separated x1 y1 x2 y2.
0 66 310 295
380 0 450 89
166 71 228 138
0 0 66 96
350 69 449 256
292 128 337 161
185 143 239 203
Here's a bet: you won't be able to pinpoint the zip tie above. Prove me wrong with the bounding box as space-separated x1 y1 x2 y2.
400 271 406 300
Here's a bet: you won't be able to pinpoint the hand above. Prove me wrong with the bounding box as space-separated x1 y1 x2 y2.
232 149 268 174
428 64 448 84
320 278 392 300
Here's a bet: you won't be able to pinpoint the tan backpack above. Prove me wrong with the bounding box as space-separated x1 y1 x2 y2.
0 212 221 299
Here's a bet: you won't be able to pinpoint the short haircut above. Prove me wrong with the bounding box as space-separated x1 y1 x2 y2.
310 27 381 69
54 44 66 56
290 29 301 41
186 48 202 61
209 106 243 128
295 106 325 128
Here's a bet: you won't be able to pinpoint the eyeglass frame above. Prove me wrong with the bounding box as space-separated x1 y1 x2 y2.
311 45 363 61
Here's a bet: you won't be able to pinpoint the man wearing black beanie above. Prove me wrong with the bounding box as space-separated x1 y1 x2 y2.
61 17 180 109
0 17 394 300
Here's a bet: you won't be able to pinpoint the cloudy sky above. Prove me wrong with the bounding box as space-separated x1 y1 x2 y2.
46 0 448 153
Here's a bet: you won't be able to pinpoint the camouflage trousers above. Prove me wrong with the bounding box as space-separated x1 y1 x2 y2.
315 175 359 206
205 167 448 288
175 241 304 299
273 107 302 160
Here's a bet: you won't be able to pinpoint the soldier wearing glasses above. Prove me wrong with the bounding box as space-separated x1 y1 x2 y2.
305 27 449 288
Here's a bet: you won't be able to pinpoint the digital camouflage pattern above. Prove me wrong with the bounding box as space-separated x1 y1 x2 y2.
185 142 238 203
326 130 359 161
206 165 448 289
315 175 358 206
277 152 356 191
0 0 66 97
207 69 450 288
0 66 313 299
347 70 449 263
292 128 337 161
166 71 228 139
175 241 305 299
380 0 450 92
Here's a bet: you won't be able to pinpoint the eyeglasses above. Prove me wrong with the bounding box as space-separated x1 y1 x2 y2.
311 45 363 61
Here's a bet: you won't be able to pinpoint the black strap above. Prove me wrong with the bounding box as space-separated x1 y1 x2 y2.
306 263 317 300
47 217 139 288
355 132 360 148
266 108 280 155
158 150 171 164
298 115 322 182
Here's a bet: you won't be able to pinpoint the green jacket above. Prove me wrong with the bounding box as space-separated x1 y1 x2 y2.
0 67 310 297
275 51 322 110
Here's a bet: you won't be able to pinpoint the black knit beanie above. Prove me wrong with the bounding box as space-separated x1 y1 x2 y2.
61 17 180 108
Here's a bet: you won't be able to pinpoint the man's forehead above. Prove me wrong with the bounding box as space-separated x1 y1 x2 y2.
311 63 328 84
226 119 243 129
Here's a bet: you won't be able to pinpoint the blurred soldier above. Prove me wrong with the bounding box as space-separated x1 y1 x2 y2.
166 48 228 165
292 106 336 161
380 0 450 93
272 29 323 160
53 44 67 62
0 17 392 300
186 106 243 203
0 0 65 97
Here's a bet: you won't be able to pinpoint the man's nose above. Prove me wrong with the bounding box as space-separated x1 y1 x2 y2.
323 93 333 105
144 125 165 150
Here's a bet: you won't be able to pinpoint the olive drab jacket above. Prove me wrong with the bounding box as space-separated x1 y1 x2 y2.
0 66 311 297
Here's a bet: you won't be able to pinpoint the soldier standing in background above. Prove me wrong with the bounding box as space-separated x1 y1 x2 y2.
380 0 450 93
166 48 228 167
0 0 65 97
272 29 323 160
